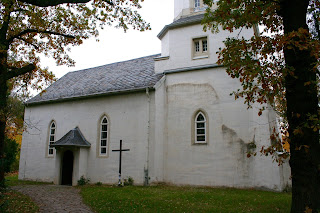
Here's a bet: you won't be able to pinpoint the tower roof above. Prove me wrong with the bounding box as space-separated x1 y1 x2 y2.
158 13 204 39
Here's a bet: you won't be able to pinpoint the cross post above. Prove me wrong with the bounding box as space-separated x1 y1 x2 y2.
112 140 130 186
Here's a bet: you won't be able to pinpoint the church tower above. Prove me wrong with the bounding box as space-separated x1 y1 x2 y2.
174 0 217 20
154 0 247 74
151 0 290 191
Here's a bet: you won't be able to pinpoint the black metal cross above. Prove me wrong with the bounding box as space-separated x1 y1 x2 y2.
112 140 130 186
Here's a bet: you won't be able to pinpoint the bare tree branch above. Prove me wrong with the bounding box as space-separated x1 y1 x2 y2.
17 37 39 50
8 29 76 44
18 0 113 7
260 0 280 3
6 64 36 80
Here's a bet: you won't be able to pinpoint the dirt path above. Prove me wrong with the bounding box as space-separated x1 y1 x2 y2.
11 185 93 213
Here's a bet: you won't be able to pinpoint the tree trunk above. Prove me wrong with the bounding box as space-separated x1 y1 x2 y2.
0 61 8 185
281 0 320 212
0 83 7 185
0 20 9 184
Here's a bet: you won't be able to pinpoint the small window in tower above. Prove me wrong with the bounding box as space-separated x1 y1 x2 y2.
195 41 200 52
202 39 208 52
195 0 200 8
194 0 208 12
193 37 209 59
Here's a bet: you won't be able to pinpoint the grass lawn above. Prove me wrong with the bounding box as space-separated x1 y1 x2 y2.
5 172 51 187
1 173 47 213
3 173 291 213
80 184 291 213
3 190 39 213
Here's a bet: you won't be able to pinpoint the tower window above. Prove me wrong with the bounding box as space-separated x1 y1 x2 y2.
202 40 208 52
195 41 200 52
194 0 208 11
195 0 201 8
193 37 209 59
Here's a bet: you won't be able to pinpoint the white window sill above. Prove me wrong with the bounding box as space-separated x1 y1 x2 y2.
193 55 209 60
194 7 208 12
194 142 207 145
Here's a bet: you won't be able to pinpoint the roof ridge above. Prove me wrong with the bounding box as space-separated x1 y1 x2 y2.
66 53 160 75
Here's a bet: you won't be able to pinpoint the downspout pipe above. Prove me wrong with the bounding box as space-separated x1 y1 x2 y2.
144 87 151 185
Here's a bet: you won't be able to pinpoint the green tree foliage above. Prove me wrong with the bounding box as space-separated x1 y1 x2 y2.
3 137 18 173
5 96 24 138
6 96 24 172
203 0 320 212
0 0 149 187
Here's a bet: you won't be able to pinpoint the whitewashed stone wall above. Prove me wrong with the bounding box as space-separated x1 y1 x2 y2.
155 24 254 74
151 67 290 191
19 91 154 185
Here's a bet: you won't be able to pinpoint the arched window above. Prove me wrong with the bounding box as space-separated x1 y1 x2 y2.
99 116 109 155
195 112 207 144
48 121 56 156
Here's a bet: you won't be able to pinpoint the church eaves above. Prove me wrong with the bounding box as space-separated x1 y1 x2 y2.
26 54 163 105
157 14 204 39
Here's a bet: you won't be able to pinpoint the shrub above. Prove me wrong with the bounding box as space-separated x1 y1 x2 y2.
77 176 90 186
123 177 134 186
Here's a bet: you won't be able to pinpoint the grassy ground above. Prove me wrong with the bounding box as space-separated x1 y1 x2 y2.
3 190 39 213
5 172 51 187
1 173 44 213
3 173 292 213
80 184 291 213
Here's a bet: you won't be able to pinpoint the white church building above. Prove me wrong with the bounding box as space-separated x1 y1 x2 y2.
19 0 291 191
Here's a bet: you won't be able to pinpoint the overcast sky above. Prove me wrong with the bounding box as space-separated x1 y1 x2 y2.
40 0 174 79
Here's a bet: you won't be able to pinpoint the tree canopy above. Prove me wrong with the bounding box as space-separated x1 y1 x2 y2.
1 0 149 93
203 0 320 212
0 0 149 186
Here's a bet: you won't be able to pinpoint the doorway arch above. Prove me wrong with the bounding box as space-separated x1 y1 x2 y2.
61 150 74 185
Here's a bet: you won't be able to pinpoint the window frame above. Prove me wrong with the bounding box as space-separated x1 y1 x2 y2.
191 110 209 145
98 115 110 157
193 0 208 11
192 37 209 59
194 0 201 8
195 112 206 143
47 121 56 157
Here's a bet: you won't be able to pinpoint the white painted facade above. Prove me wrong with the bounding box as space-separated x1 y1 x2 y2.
19 0 291 190
20 92 154 185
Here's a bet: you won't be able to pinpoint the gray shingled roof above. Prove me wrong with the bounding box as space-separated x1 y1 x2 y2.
158 14 204 39
52 127 91 148
27 54 163 105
